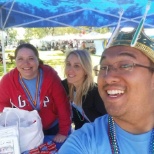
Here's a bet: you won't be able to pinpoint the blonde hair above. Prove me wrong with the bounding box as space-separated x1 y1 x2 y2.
64 50 96 106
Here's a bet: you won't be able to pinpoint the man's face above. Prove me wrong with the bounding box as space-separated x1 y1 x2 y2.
97 46 154 119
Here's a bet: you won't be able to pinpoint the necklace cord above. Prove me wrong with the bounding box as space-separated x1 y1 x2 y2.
19 72 40 106
108 115 154 154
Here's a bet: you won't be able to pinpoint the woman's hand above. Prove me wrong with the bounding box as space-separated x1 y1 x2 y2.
53 133 67 143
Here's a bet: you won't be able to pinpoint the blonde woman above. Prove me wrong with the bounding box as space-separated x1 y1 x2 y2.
62 50 106 130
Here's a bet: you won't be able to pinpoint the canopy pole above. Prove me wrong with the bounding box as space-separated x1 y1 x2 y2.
0 7 7 75
1 30 6 74
3 0 15 28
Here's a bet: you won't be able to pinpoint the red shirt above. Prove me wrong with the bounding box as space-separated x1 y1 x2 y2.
0 65 71 135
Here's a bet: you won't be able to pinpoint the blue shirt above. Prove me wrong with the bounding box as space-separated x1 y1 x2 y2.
58 114 152 154
21 69 43 110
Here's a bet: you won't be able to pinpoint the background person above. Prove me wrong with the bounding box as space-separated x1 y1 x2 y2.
0 43 71 146
62 49 106 130
58 29 154 153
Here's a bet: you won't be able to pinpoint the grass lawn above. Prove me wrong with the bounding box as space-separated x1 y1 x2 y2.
0 50 101 80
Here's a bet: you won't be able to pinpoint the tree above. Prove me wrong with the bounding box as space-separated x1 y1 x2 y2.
5 28 18 45
13 27 110 42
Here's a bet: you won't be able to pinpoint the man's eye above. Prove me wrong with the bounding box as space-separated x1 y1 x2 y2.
100 66 108 70
120 64 133 68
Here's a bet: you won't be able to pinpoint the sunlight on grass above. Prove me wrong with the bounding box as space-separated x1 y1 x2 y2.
0 50 101 79
0 51 65 77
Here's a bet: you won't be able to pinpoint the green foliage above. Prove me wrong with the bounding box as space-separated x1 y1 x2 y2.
0 62 15 76
0 51 65 77
0 51 100 78
5 28 17 45
43 52 65 67
5 27 110 44
24 27 80 40
5 49 15 53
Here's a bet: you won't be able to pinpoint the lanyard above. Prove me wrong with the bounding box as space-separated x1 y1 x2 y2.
19 73 40 106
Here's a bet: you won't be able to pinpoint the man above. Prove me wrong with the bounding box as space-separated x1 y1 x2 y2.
58 29 154 154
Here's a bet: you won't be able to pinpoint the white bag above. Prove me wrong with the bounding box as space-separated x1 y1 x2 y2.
0 107 44 153
0 125 20 154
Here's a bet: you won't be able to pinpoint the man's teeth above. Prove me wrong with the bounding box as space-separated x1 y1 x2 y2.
107 90 124 95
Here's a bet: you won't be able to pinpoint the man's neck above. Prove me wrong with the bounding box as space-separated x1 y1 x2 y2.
113 113 154 134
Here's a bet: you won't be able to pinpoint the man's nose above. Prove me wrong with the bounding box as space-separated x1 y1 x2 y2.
106 66 118 76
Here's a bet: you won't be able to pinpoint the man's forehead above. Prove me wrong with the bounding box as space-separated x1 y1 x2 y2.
100 45 149 62
102 46 136 56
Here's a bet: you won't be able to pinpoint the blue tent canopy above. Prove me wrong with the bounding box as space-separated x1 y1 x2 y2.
0 0 154 29
0 0 154 74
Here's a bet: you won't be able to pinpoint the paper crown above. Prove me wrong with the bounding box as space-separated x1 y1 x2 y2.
106 29 154 63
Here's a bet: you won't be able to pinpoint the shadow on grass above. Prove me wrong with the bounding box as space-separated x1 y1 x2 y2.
0 57 65 77
0 51 100 77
